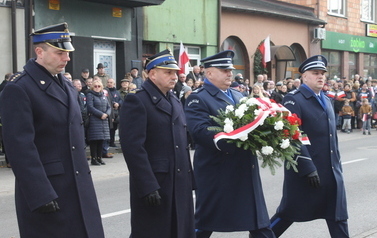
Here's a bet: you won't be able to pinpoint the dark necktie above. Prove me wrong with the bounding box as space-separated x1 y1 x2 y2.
317 94 326 110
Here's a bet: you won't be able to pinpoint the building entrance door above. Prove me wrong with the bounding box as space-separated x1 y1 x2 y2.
93 40 116 79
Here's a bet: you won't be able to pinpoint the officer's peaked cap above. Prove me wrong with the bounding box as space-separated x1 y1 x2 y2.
31 22 74 52
145 49 180 71
201 50 235 69
299 55 327 74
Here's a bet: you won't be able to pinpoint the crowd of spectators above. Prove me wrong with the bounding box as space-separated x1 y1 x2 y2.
226 73 377 136
0 65 145 168
1 67 377 168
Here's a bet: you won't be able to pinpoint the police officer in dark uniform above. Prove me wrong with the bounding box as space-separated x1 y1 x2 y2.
119 49 195 238
270 55 349 237
185 50 275 238
0 23 104 238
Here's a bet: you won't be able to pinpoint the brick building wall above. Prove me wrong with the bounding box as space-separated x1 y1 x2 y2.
279 0 366 36
278 0 377 79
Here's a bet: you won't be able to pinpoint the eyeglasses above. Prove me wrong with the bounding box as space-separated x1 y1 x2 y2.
93 85 101 88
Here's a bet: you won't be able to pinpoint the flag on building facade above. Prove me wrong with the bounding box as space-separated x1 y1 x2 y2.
258 36 271 68
178 42 190 74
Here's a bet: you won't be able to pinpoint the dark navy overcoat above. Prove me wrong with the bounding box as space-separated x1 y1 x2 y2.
184 82 272 232
119 79 195 238
277 85 348 221
0 59 104 238
86 90 111 141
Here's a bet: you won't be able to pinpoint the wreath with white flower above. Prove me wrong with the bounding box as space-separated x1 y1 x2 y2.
210 97 309 175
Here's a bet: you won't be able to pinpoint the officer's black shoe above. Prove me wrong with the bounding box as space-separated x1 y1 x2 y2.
97 157 106 165
91 158 100 165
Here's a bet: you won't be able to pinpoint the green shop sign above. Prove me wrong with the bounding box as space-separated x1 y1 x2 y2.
322 31 377 54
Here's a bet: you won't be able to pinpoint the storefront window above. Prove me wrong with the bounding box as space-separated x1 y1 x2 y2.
322 51 341 80
348 53 356 80
364 54 377 79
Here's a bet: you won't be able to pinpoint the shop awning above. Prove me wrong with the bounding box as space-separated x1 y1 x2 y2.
270 45 296 61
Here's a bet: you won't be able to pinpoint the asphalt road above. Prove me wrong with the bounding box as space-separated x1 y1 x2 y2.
0 130 377 238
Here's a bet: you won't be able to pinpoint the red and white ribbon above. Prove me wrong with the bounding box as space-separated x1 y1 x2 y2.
213 98 310 150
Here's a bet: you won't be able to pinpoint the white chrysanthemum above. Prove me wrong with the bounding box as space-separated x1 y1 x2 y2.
246 97 258 106
261 146 274 155
239 97 247 103
224 123 234 133
235 103 248 118
254 109 262 116
274 121 284 130
239 134 248 141
225 105 234 114
280 139 290 149
224 118 233 126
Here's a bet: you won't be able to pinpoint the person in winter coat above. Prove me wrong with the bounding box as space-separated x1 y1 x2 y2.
185 50 275 238
359 98 372 135
0 22 104 238
86 80 111 165
341 99 354 133
119 49 195 238
270 55 349 238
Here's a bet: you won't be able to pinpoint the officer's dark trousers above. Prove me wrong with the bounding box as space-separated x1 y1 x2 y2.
270 214 349 238
196 227 276 238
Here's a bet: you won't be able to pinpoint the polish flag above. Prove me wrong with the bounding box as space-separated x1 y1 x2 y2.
258 36 271 68
178 42 190 74
337 91 346 98
362 114 368 122
327 91 336 98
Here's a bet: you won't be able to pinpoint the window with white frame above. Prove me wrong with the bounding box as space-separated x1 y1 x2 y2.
361 0 376 22
328 0 346 16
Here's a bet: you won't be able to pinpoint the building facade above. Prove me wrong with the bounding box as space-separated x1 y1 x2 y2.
0 0 164 85
220 0 326 82
281 0 377 80
142 0 219 74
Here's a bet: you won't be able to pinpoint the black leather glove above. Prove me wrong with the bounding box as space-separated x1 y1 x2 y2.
36 200 60 214
143 190 161 206
307 171 320 188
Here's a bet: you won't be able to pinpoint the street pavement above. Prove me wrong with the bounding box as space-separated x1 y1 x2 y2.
1 131 377 237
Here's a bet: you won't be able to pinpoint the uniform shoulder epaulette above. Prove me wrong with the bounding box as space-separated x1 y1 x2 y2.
192 87 204 94
289 89 299 95
9 72 25 82
133 88 143 94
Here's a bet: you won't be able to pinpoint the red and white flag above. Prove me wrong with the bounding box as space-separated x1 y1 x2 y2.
327 91 336 98
258 36 271 68
337 91 346 98
178 42 190 74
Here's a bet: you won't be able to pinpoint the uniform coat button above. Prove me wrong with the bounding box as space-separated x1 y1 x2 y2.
177 169 181 173
75 171 79 175
72 146 75 150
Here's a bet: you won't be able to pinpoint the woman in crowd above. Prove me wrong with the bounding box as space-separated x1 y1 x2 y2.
250 85 265 98
86 81 111 166
271 84 288 104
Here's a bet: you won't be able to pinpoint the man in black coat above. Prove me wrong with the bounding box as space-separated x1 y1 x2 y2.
0 22 104 238
270 55 349 237
185 50 275 238
120 49 195 238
